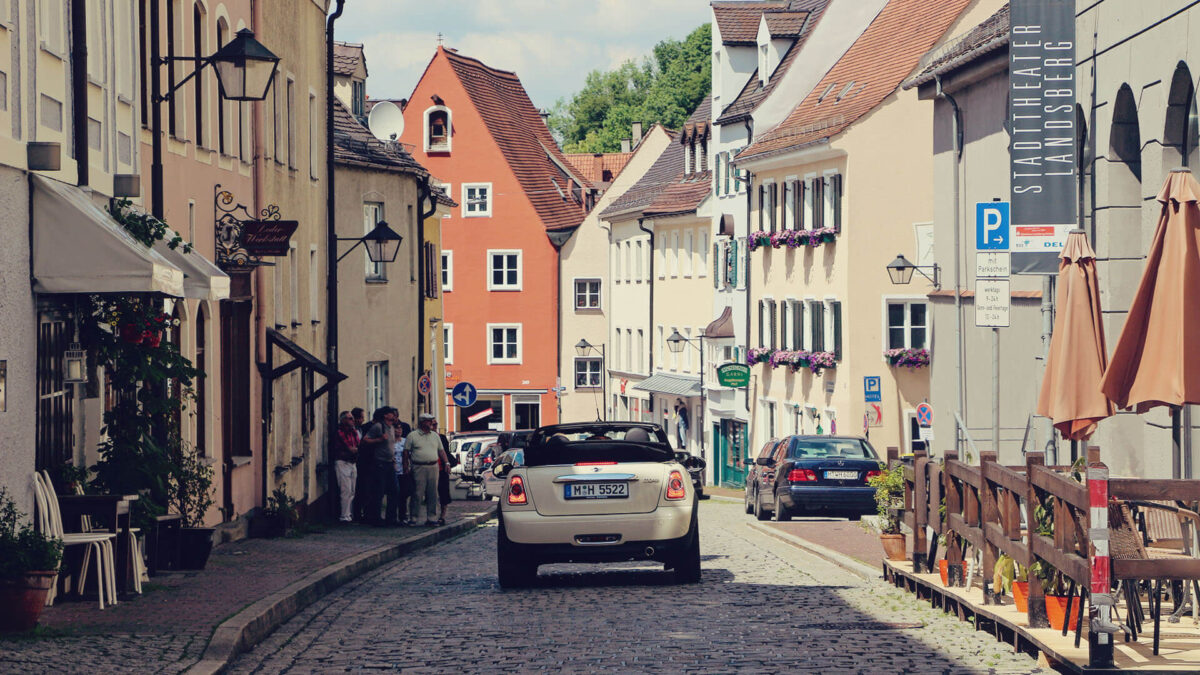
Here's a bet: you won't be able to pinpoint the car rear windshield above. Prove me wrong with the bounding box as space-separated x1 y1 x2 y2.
788 439 877 459
525 425 674 466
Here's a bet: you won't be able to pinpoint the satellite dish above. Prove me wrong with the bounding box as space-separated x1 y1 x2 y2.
368 100 405 141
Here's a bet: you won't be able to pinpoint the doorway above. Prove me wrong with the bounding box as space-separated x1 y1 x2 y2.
514 395 540 430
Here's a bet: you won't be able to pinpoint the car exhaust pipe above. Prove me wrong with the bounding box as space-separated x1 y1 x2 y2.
644 546 655 558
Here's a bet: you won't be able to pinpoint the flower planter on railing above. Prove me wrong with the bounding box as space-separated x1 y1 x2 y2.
885 347 930 369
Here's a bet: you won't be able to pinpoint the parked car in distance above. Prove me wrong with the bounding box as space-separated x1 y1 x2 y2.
674 452 707 499
466 443 499 479
748 435 881 522
744 438 784 515
482 449 524 499
449 433 497 476
494 422 700 588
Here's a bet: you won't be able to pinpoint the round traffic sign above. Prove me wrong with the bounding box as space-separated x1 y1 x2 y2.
451 381 477 408
418 374 432 396
916 402 933 427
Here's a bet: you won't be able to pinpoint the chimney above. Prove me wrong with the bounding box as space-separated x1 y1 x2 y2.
631 122 643 148
620 138 631 153
539 108 550 126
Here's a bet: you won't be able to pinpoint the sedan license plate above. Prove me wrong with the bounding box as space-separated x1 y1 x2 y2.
565 482 628 499
825 470 859 480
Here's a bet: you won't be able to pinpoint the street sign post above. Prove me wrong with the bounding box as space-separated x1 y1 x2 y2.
976 251 1011 278
417 374 432 396
976 280 1011 327
976 201 1010 250
451 381 477 408
864 376 881 403
916 402 933 428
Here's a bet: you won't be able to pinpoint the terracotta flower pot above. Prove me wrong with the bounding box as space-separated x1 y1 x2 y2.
938 559 949 585
0 571 58 632
880 533 907 561
119 323 143 344
1012 581 1030 613
1044 594 1079 631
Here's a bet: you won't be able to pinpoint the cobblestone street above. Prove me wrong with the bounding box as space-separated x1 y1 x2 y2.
230 501 1046 674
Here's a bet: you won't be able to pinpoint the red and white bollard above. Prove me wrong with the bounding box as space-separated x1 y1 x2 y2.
1087 448 1116 668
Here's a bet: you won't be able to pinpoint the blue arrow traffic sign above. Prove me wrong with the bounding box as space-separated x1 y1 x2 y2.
976 201 1010 250
451 381 477 408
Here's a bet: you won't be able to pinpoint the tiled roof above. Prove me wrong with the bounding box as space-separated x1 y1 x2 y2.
600 132 684 220
643 174 711 218
442 48 590 231
681 95 713 143
736 0 972 163
764 11 808 37
712 1 787 45
904 3 1009 89
431 185 457 208
564 152 634 187
715 0 829 126
333 96 426 175
333 41 365 78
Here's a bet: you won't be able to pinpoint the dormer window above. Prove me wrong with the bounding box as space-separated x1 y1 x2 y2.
351 81 365 119
684 142 692 174
425 106 452 152
759 44 769 85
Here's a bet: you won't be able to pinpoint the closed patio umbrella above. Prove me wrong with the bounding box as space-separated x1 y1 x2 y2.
1038 230 1114 440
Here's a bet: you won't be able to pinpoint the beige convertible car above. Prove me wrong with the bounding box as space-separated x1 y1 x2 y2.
492 422 700 588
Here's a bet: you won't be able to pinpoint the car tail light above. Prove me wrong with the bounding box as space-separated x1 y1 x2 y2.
787 468 817 482
865 470 881 483
575 461 617 466
507 475 527 505
666 470 687 500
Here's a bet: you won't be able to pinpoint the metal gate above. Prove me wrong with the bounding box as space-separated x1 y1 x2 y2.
35 304 74 471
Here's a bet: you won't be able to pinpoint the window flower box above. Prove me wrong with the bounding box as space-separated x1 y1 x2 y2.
885 347 930 369
748 230 771 251
747 347 775 365
808 350 837 375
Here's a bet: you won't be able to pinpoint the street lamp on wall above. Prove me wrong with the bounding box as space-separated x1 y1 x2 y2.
886 254 941 289
574 338 607 421
665 329 706 459
337 220 404 264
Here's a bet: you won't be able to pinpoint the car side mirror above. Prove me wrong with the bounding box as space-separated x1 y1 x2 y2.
756 457 774 466
492 462 510 478
693 457 707 470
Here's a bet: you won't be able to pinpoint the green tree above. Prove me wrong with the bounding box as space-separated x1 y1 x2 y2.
552 23 711 153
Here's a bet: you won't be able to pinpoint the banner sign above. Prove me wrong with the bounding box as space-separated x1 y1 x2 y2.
716 363 750 388
1009 0 1076 274
241 220 299 256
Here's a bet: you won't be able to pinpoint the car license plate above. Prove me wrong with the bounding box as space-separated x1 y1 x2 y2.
565 482 628 499
825 470 858 480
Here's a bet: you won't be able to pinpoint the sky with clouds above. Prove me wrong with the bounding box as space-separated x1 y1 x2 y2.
336 0 713 110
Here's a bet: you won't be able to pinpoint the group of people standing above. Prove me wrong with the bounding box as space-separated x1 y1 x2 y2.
331 407 457 527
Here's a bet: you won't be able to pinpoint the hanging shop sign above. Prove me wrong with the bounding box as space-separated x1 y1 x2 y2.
214 187 295 268
241 220 299 256
716 363 750 388
1009 0 1076 275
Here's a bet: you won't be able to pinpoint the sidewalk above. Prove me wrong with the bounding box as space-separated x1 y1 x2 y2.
0 499 496 674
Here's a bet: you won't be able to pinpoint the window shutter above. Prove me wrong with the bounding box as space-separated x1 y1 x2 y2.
712 242 720 288
757 300 765 348
769 183 778 232
727 239 737 287
779 302 788 349
798 180 806 230
832 300 842 360
757 185 765 231
793 300 803 350
832 173 843 232
810 301 823 352
813 179 823 229
769 300 777 349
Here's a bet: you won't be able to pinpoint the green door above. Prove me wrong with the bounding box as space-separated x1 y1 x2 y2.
718 419 747 488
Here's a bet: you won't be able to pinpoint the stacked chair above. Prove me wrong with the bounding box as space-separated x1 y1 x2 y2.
31 473 118 609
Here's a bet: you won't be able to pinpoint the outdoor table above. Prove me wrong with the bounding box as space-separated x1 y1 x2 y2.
56 494 137 594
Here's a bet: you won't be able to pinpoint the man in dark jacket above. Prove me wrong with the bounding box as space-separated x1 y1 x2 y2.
360 407 397 525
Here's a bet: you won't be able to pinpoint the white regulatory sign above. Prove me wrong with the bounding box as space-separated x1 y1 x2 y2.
976 251 1011 279
976 280 1011 328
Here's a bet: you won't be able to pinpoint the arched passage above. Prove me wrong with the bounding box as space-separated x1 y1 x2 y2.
1164 62 1199 170
1103 84 1143 263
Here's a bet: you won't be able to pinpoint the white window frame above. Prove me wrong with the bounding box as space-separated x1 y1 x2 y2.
366 361 389 412
656 236 666 279
574 357 603 388
486 323 522 364
625 241 633 283
423 105 452 153
637 329 645 374
783 177 797 230
683 230 694 277
823 170 839 229
883 297 929 351
823 296 838 353
573 278 601 310
441 250 453 291
698 231 708 277
308 245 318 322
443 323 454 364
364 201 385 281
635 240 644 282
462 182 492 217
487 249 522 291
803 174 816 231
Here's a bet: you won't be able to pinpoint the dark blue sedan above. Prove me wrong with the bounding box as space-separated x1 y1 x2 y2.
750 435 880 522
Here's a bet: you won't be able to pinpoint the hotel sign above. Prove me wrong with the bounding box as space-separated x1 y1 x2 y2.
1009 0 1076 274
716 363 750 388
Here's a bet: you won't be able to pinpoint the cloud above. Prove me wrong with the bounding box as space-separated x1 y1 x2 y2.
338 0 708 108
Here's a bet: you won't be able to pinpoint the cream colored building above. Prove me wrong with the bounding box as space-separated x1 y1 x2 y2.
558 126 671 423
735 0 987 458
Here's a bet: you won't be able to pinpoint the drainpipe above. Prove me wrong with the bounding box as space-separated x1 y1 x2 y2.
638 217 654 419
417 177 436 414
934 75 965 456
744 168 754 413
70 0 87 187
324 0 346 507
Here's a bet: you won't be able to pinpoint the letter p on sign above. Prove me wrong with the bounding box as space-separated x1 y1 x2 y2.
976 201 1010 251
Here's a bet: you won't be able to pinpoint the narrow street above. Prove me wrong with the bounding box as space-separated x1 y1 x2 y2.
229 502 1045 674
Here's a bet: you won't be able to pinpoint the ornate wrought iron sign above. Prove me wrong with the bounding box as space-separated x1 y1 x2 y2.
214 185 295 268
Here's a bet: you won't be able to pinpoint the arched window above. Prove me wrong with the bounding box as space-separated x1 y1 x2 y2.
195 306 207 457
425 106 451 152
1106 84 1142 257
1164 62 1198 170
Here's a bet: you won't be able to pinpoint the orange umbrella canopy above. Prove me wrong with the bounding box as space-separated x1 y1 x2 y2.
1038 230 1114 440
1100 169 1200 413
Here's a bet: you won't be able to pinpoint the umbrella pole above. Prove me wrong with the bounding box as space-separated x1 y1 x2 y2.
1185 406 1194 479
1172 407 1183 479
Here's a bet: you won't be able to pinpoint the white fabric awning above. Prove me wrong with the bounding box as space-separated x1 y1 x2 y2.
32 175 185 296
152 234 230 301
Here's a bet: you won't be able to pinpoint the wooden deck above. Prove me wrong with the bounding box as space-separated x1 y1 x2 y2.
883 560 1200 673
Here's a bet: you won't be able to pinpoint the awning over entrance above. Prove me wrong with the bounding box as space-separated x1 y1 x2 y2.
633 372 701 397
31 175 185 296
153 233 230 301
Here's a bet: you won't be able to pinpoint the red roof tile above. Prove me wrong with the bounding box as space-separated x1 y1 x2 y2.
441 48 591 231
333 96 426 175
736 0 972 162
715 0 830 126
564 152 634 187
333 41 365 77
681 95 714 143
764 11 809 37
712 1 787 45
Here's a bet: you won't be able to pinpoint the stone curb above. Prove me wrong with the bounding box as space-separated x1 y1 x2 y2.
184 505 498 675
745 519 882 582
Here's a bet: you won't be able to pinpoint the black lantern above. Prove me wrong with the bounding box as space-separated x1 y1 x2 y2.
886 254 940 288
666 329 688 354
211 29 281 102
575 338 594 357
363 221 404 264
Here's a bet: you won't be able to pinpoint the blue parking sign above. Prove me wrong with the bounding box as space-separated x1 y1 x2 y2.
976 201 1010 250
864 376 881 403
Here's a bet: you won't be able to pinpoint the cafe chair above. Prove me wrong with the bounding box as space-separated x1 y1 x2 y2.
32 473 118 609
48 471 145 595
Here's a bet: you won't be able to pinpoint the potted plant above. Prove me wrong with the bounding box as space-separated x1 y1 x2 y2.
253 484 299 538
808 351 837 375
169 441 216 570
0 488 63 632
868 463 906 561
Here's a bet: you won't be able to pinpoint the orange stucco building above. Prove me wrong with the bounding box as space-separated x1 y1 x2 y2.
399 47 592 432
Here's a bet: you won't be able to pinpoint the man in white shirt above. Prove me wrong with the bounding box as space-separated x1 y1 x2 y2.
405 413 449 526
